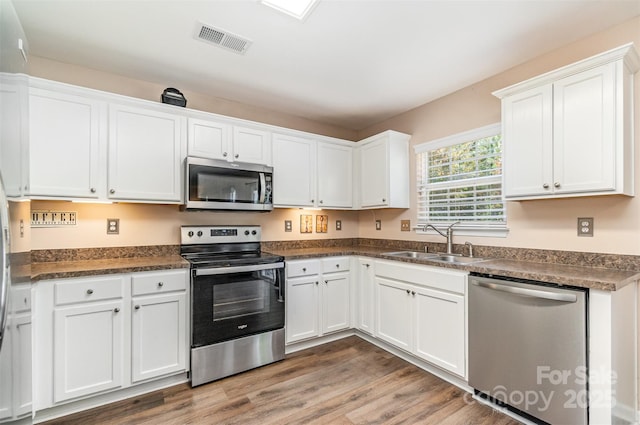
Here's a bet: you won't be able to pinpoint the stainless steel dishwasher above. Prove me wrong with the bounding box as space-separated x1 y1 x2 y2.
468 274 588 425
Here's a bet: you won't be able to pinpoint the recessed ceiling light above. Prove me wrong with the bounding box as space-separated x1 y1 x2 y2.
261 0 319 20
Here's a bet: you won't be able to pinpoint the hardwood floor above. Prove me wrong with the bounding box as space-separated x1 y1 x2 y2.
43 336 521 425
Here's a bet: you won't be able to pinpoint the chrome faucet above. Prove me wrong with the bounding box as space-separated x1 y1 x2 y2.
423 221 460 254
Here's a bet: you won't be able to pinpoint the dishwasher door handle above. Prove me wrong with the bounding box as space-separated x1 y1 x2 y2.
472 280 577 303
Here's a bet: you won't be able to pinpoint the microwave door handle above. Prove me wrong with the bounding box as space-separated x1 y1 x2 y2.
259 173 266 203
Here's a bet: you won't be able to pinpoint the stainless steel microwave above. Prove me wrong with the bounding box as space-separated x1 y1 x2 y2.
183 157 273 211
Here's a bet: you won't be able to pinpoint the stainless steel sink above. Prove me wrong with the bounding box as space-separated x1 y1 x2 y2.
382 251 488 264
382 251 438 260
428 254 488 264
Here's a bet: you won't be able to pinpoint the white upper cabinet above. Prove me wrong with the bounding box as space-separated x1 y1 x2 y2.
28 87 106 199
496 44 639 200
187 117 271 165
108 103 185 203
272 133 316 208
316 142 353 208
357 130 410 209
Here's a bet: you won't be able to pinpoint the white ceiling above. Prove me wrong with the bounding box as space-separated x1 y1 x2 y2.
12 0 640 131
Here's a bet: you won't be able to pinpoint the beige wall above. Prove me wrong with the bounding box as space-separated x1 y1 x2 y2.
357 16 640 255
27 16 640 254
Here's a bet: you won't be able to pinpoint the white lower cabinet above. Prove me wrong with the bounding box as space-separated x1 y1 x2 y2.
374 260 467 378
35 269 189 410
285 257 350 344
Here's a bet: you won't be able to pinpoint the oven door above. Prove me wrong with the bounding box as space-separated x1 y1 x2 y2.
192 262 284 347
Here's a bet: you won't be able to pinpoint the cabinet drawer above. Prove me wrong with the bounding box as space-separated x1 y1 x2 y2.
321 257 350 273
55 276 125 306
131 270 187 296
287 259 320 278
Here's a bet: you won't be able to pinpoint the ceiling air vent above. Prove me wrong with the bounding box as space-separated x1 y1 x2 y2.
194 22 252 55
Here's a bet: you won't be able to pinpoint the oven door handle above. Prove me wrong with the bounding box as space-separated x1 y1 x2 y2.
194 262 285 276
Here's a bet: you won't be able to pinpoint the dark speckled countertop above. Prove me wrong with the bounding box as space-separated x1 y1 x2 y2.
26 242 640 291
265 246 640 291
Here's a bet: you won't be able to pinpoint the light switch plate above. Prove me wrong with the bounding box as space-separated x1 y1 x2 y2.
401 220 411 231
284 220 292 232
375 220 382 231
577 217 593 237
107 218 120 235
335 220 342 231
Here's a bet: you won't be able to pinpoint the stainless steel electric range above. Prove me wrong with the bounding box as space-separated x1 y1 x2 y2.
180 225 285 387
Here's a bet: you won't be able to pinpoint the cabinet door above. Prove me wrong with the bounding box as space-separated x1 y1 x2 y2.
53 300 124 403
285 276 319 343
375 277 412 352
232 126 271 165
108 104 184 202
359 138 388 207
272 134 316 207
28 88 104 198
357 259 375 335
317 143 353 208
413 287 465 377
131 292 187 383
321 272 350 334
553 63 616 194
187 117 231 160
502 85 553 198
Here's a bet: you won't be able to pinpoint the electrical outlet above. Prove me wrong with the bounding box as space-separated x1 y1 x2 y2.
577 217 593 237
375 220 382 231
107 218 119 235
401 220 410 231
336 220 342 231
284 220 292 232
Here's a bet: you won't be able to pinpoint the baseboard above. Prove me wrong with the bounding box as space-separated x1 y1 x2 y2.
33 373 189 424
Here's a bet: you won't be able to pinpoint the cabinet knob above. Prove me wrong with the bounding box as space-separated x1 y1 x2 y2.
543 183 550 189
90 188 96 193
302 267 307 272
315 281 319 285
324 280 328 284
135 305 140 310
114 307 120 313
382 198 386 202
364 263 370 268
86 289 94 295
335 264 340 268
110 189 115 194
223 152 228 157
311 199 314 203
406 289 410 294
554 182 561 188
235 154 239 159
158 282 164 287
319 200 323 204
411 291 416 296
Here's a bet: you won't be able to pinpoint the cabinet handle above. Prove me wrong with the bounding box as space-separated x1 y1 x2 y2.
90 188 96 193
135 305 140 310
411 291 416 296
554 182 561 188
114 307 120 313
86 289 94 295
158 282 164 287
110 189 115 194
235 154 239 159
543 183 549 189
223 152 228 157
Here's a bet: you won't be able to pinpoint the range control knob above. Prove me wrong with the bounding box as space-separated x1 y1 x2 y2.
187 231 194 237
197 231 203 237
245 230 250 236
251 230 257 235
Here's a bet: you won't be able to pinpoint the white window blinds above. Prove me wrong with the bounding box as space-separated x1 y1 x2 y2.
415 124 505 226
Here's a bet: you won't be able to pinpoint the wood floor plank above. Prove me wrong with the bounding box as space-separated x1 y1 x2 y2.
41 336 522 425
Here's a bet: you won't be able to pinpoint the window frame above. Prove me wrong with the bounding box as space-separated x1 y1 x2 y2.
414 123 509 238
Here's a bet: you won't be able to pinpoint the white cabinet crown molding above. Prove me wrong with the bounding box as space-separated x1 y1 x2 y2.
493 43 640 99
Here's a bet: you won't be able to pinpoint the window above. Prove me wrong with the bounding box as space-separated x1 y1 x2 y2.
415 123 506 236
